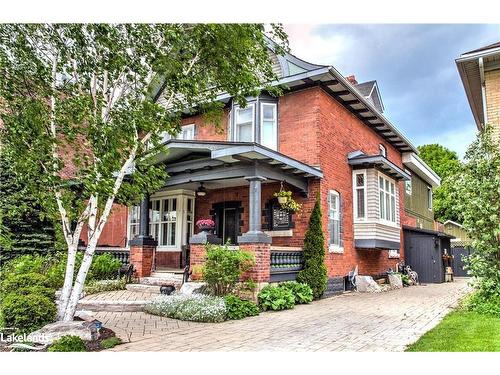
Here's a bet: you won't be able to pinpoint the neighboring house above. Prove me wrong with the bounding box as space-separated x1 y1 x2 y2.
456 41 500 142
83 40 441 290
443 220 472 247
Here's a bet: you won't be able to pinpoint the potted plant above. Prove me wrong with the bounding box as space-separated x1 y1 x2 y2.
273 190 302 213
196 218 215 232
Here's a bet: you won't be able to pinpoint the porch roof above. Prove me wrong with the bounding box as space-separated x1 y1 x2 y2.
347 151 411 181
155 140 323 194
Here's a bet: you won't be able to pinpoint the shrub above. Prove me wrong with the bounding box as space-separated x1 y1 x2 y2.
464 290 500 316
1 292 57 334
88 253 122 281
1 272 49 293
2 254 45 276
258 285 295 311
100 336 122 349
296 197 327 299
145 294 227 323
84 278 126 295
202 244 255 296
48 335 86 352
224 295 259 320
278 281 313 304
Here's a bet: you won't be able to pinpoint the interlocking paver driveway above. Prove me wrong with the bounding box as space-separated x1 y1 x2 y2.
104 278 471 352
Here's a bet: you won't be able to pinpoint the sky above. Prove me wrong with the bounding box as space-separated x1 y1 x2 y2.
283 24 500 158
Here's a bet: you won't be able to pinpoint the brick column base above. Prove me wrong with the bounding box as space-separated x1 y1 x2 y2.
129 238 156 278
239 243 271 283
189 244 206 280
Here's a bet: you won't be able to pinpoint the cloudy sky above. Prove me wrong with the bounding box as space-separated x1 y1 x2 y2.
283 24 500 158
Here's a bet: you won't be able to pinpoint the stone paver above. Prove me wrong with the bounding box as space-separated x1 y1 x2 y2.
103 278 470 352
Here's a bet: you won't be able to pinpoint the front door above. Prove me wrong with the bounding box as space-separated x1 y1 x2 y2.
213 201 242 245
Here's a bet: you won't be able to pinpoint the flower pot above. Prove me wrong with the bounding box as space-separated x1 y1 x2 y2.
277 196 287 204
198 224 214 232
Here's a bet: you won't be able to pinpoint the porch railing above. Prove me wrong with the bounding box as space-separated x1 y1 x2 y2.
270 249 304 282
95 248 130 265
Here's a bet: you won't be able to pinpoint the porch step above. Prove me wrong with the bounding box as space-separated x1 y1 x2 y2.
77 299 147 312
139 274 183 288
126 284 162 294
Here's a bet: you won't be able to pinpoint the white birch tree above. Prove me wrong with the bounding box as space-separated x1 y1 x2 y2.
0 24 287 320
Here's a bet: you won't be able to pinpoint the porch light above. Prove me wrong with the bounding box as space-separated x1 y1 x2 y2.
196 182 207 197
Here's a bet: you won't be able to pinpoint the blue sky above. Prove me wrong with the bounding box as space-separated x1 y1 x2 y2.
284 24 500 158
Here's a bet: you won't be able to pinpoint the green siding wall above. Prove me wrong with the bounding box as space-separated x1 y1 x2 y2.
404 172 434 230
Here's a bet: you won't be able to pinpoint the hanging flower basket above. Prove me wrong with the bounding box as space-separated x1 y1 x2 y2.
196 218 215 232
273 190 302 213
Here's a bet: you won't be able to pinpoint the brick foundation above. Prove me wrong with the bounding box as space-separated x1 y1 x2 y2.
130 244 155 278
189 244 207 280
239 243 271 283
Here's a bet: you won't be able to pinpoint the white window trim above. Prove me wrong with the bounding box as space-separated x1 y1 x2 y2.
404 169 412 195
352 170 368 223
379 144 387 157
260 102 278 150
127 189 195 252
328 190 343 253
378 172 398 227
427 186 433 211
388 249 400 258
233 103 255 142
177 124 195 140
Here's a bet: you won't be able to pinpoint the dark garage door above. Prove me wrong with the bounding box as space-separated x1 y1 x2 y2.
451 247 472 277
404 231 444 283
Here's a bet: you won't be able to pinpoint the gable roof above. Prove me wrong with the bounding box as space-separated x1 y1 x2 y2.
456 41 500 129
354 80 385 113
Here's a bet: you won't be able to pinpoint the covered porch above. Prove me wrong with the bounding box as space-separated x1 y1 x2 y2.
128 140 323 282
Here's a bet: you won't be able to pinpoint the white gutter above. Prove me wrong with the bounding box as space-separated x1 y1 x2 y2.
479 57 488 125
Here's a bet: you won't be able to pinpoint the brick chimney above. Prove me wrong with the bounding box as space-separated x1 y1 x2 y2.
346 75 358 85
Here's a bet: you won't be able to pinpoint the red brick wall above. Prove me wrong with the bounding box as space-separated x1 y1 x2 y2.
155 251 181 268
182 109 229 141
81 203 128 247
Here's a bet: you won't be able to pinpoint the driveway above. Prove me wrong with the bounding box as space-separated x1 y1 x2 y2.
100 278 470 352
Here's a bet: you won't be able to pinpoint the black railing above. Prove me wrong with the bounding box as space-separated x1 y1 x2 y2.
94 248 130 265
270 250 304 282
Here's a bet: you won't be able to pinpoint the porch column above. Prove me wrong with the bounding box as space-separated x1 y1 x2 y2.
238 176 271 244
129 193 157 278
238 176 271 286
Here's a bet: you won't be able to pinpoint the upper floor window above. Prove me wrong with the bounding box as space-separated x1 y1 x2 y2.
404 169 412 195
427 187 433 210
379 144 387 157
379 175 396 223
260 103 277 150
328 190 342 251
353 171 367 221
160 124 195 143
235 105 255 142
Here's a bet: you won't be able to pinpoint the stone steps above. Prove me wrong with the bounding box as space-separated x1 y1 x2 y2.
126 284 162 294
140 273 184 287
77 299 148 312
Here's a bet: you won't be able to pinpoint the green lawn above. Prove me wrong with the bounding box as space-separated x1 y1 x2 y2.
406 311 500 352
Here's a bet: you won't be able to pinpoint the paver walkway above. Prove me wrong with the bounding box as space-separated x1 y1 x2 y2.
101 278 470 352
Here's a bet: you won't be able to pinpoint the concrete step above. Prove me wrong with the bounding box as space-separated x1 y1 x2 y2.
126 284 162 294
140 275 183 287
77 299 148 312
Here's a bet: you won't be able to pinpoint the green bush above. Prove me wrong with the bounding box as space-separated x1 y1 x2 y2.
202 244 255 296
2 254 45 276
296 198 327 299
224 295 259 320
88 253 122 281
1 272 49 294
278 281 313 304
48 335 87 352
100 336 122 349
84 278 126 295
464 291 500 316
145 294 227 323
258 285 295 311
1 292 57 334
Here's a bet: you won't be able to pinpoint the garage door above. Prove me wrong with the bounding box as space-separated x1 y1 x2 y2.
404 231 444 283
451 247 472 277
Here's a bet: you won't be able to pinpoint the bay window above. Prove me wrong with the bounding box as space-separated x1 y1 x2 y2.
353 171 367 221
260 103 277 150
235 105 255 142
379 175 396 223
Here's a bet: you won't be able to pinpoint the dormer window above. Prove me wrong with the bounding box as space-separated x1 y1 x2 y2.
235 104 255 142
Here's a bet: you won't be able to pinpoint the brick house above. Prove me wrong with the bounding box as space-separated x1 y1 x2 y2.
83 40 440 291
456 41 500 142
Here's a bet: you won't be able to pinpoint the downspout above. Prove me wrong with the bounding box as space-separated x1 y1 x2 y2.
479 57 488 128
